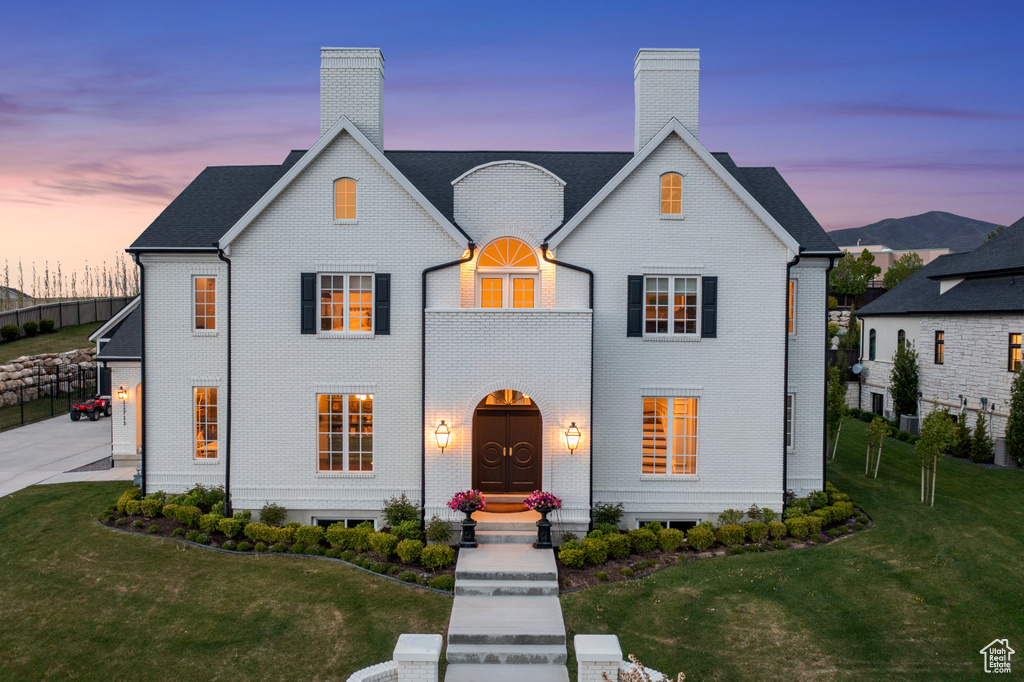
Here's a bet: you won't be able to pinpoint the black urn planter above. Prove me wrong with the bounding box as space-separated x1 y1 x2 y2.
460 510 478 548
534 507 553 549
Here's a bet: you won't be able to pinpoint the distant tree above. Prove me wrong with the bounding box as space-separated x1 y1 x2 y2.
986 225 1005 240
917 407 955 506
971 411 994 464
840 306 861 350
829 249 882 302
1006 368 1024 467
827 360 848 459
950 412 972 458
890 341 919 417
883 252 924 290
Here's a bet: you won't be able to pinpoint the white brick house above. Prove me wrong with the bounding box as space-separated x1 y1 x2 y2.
113 47 840 529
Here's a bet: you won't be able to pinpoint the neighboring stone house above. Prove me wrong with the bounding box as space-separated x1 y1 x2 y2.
855 216 1024 461
113 47 839 530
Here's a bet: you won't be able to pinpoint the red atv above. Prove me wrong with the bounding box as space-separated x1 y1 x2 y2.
70 397 112 422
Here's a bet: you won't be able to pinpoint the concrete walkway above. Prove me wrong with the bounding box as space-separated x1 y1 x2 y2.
0 415 132 497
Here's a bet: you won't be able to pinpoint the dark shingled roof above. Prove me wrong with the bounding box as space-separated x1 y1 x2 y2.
856 251 1024 317
927 214 1024 278
129 147 837 255
96 306 142 361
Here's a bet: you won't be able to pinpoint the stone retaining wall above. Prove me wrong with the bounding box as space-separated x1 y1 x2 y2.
0 347 96 406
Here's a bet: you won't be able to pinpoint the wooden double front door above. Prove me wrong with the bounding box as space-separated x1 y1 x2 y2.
472 406 542 494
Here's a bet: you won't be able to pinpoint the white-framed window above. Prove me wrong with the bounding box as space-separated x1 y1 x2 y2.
194 387 218 459
334 178 357 220
660 172 682 215
644 276 699 336
317 394 373 472
787 280 796 334
476 237 539 309
194 277 216 330
786 393 794 449
319 274 373 332
642 397 698 475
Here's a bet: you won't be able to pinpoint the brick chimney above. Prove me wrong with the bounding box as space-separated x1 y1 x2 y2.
320 48 384 149
634 49 700 153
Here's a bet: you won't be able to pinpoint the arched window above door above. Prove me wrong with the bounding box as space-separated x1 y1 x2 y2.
477 238 539 309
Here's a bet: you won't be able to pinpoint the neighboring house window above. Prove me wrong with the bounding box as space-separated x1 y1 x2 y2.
319 274 373 332
786 394 794 449
645 276 698 335
869 329 876 360
194 277 216 330
935 330 944 364
476 238 538 309
317 394 373 472
335 178 356 220
897 329 906 347
1009 333 1022 371
660 173 682 214
787 280 795 334
194 387 218 459
642 397 697 475
871 392 883 415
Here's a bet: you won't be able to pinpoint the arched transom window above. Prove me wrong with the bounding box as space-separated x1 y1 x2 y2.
335 178 356 220
477 238 539 309
661 173 682 214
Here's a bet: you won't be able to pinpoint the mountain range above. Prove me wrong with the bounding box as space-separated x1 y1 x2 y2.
826 211 1005 253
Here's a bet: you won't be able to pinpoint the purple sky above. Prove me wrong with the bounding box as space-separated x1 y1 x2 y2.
2 1 1022 291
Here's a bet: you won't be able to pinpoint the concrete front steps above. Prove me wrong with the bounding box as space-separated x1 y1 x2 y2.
445 545 568 682
473 510 539 545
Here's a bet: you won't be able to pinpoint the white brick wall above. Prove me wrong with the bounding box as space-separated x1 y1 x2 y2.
109 361 141 464
635 49 700 151
321 48 384 147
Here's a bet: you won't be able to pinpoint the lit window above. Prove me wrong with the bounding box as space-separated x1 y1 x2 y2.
194 387 218 459
645 276 698 335
317 394 373 472
660 173 681 214
319 274 373 332
787 280 795 333
935 330 944 365
642 397 697 475
194 277 216 330
335 178 356 220
476 238 538 309
786 394 794 449
1009 334 1021 371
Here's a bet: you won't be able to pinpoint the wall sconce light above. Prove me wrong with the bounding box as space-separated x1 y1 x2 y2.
117 386 128 426
355 394 368 401
565 422 581 453
117 386 128 401
434 421 451 452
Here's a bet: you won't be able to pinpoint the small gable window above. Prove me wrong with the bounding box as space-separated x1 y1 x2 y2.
660 173 682 215
335 178 356 220
477 238 539 309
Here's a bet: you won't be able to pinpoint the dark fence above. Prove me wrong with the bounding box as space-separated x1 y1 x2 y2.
0 297 133 337
0 365 97 432
828 348 861 381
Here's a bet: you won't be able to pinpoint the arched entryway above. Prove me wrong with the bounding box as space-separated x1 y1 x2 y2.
472 390 542 494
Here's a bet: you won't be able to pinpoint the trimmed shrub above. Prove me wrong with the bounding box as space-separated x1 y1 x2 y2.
115 518 127 526
171 527 185 537
398 570 418 583
836 526 849 534
772 540 786 550
619 567 634 577
785 517 810 539
221 540 237 550
277 526 297 544
425 515 452 545
325 524 355 549
580 538 609 565
22 321 38 337
430 575 455 592
632 559 657 572
627 528 658 553
382 493 420 527
392 520 422 542
717 509 745 526
235 541 252 552
0 324 18 343
295 525 325 547
420 544 455 570
199 513 223 535
716 524 745 547
39 319 55 334
259 503 287 526
307 544 324 556
116 487 142 512
745 521 767 543
852 522 865 531
352 522 375 551
369 532 399 558
243 523 281 544
268 543 285 553
131 520 145 529
125 500 143 515
288 543 306 554
218 517 246 539
140 498 163 517
592 523 618 537
658 528 685 552
147 524 160 534
558 547 585 568
768 521 788 540
686 524 715 550
828 296 838 310
396 539 424 564
370 563 387 574
805 514 823 535
325 548 341 559
605 533 631 559
254 542 267 552
596 571 609 581
831 501 854 522
728 546 746 555
827 528 840 538
185 530 200 542
591 502 624 527
643 521 664 534
171 505 202 529
586 529 605 540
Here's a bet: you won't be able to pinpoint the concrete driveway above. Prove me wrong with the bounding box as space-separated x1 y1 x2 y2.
0 415 133 498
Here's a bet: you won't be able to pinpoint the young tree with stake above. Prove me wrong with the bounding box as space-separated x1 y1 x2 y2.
866 417 886 477
916 408 955 506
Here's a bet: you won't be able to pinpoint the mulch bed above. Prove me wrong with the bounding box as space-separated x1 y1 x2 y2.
67 457 112 472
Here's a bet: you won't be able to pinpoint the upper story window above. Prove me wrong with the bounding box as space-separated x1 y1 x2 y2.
335 178 356 220
645 276 698 336
787 280 796 334
642 397 697 475
660 173 682 215
897 329 906 348
320 274 373 332
868 329 876 360
194 277 216 330
935 330 945 364
1010 333 1022 372
477 238 538 309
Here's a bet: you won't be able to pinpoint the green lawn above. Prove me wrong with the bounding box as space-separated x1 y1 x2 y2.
0 482 452 680
562 418 1024 681
0 321 102 364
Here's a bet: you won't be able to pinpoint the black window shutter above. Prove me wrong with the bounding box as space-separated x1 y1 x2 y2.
301 273 316 334
701 276 718 338
627 275 643 337
375 273 391 335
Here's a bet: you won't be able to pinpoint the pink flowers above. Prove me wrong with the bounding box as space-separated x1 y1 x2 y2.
524 490 562 511
447 490 487 513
